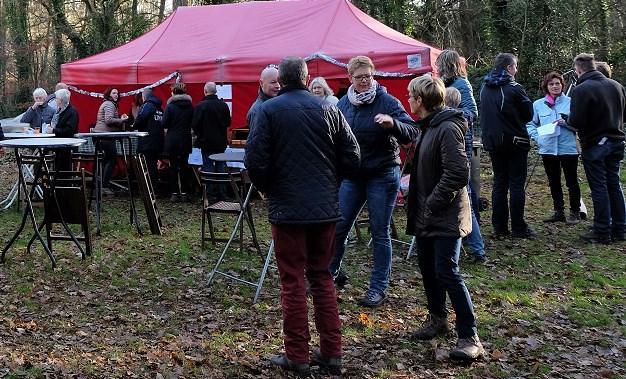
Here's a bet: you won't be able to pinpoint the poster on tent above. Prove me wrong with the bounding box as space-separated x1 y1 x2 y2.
217 84 233 115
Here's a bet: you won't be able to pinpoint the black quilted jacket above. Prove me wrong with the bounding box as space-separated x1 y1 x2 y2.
245 87 361 225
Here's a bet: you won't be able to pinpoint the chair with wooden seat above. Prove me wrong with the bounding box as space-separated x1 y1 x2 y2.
31 169 92 259
200 170 261 254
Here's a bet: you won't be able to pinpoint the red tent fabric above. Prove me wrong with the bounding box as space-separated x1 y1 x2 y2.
61 0 441 131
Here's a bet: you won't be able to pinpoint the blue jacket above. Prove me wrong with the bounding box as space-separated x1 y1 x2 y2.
527 95 578 155
337 85 417 176
20 103 55 129
445 76 477 159
245 87 361 224
134 95 164 154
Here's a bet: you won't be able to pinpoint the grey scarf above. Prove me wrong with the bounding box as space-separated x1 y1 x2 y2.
347 80 378 106
51 103 68 128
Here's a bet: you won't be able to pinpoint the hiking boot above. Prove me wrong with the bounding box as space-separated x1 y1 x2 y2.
492 229 510 240
566 211 581 225
511 227 537 240
580 230 611 245
269 354 310 377
472 255 488 264
358 290 386 308
311 348 341 375
612 233 625 242
450 335 485 361
333 271 348 287
543 210 566 223
409 314 450 340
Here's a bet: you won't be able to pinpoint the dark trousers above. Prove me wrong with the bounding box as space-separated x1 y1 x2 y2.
489 149 529 234
581 139 626 236
101 140 117 188
541 154 580 212
272 223 342 363
416 236 477 338
168 153 191 194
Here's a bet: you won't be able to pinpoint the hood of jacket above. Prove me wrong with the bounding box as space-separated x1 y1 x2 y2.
167 94 193 106
418 107 468 133
146 95 162 109
483 68 515 87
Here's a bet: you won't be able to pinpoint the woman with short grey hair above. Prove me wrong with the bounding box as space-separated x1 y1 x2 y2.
309 77 339 105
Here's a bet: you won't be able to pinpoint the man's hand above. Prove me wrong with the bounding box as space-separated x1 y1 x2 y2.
374 113 394 129
32 101 43 109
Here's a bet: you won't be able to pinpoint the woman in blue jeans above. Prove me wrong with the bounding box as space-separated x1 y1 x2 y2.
405 74 484 361
330 56 418 307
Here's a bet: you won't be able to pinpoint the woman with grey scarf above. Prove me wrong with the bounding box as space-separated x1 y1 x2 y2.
329 56 419 307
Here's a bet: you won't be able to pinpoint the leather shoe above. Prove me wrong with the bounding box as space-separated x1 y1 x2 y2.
311 348 341 375
270 354 310 377
450 335 485 361
580 230 611 244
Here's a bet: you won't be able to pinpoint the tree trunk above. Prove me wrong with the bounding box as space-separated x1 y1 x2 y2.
6 0 31 103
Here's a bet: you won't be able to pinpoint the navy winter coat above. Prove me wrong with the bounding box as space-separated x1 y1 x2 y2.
134 95 164 154
163 94 193 155
337 85 417 177
245 87 361 225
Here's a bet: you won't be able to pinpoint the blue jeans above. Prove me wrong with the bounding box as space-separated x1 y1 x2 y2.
463 185 485 257
581 139 626 236
489 149 529 234
201 152 227 198
330 166 400 295
416 236 477 338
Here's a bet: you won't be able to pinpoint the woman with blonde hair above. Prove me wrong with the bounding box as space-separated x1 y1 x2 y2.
329 55 418 307
405 73 484 361
309 76 339 105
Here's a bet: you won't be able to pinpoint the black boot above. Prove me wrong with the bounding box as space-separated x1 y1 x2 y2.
543 209 565 223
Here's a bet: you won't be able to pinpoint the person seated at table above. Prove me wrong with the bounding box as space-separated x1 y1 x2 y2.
46 83 69 112
309 77 339 105
93 87 129 195
48 89 79 170
163 82 194 202
134 88 164 185
20 87 55 131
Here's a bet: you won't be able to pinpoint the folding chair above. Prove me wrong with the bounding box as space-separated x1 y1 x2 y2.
200 169 273 303
200 170 261 253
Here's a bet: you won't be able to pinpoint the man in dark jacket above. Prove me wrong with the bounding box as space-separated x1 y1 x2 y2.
569 53 626 244
245 56 360 376
479 53 534 239
246 65 280 128
49 89 79 170
21 88 55 130
135 88 164 184
406 74 485 362
191 81 231 199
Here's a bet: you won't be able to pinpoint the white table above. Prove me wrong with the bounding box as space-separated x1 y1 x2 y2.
0 138 87 267
1 133 56 211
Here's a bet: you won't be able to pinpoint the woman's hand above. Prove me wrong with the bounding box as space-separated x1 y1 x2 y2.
374 113 394 129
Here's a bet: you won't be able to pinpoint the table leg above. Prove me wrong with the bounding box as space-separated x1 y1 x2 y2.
1 149 56 267
122 137 141 235
93 139 102 236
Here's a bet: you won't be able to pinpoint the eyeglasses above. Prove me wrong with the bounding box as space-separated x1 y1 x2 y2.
352 74 373 82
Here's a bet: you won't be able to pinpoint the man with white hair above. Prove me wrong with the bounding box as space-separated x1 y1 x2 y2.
20 87 55 130
191 81 232 199
246 65 280 127
47 82 69 111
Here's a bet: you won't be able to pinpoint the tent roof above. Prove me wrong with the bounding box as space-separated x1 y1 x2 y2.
61 0 440 85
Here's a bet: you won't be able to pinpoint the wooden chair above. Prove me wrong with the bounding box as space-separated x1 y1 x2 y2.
40 169 92 258
199 170 260 254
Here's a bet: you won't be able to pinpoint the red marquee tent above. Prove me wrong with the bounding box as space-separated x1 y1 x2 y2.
61 0 441 131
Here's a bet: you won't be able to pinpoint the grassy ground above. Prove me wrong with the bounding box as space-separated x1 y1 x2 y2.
0 150 624 378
